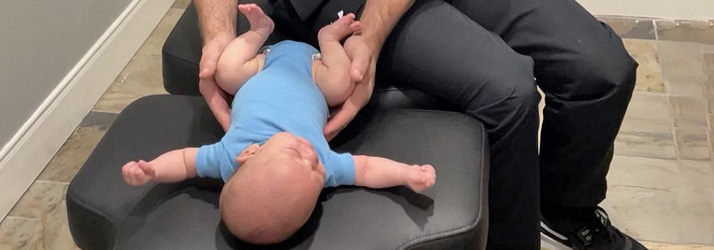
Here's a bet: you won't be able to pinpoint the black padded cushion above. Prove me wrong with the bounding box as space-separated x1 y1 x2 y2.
67 95 488 250
162 3 451 111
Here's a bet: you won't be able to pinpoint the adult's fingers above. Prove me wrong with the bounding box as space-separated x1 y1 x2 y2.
323 100 359 141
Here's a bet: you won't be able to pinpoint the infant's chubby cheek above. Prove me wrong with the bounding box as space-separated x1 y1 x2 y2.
305 148 319 165
298 141 319 165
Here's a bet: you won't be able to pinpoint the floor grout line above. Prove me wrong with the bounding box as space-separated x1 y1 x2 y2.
35 179 70 185
87 110 120 115
4 216 40 221
90 108 122 114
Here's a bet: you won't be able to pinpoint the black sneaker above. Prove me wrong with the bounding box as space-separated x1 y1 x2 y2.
540 207 648 250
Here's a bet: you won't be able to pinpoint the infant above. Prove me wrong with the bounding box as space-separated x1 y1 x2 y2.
121 4 436 245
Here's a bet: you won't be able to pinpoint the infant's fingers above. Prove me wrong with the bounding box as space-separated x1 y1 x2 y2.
121 168 132 183
131 168 143 179
121 161 137 170
125 170 140 185
422 165 436 174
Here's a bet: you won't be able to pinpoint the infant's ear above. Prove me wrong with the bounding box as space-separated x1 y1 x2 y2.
236 143 261 163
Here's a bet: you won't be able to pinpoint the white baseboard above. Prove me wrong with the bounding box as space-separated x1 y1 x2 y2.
578 0 714 20
0 0 175 220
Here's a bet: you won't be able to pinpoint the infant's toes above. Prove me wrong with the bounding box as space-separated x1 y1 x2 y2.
349 21 361 32
340 13 355 22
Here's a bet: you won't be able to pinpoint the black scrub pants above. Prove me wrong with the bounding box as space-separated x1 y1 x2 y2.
239 0 638 248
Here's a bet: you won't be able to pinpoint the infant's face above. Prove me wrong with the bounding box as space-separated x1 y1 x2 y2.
254 132 326 187
222 133 326 244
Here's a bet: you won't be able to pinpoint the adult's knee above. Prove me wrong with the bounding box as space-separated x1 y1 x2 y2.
465 55 540 129
561 40 638 101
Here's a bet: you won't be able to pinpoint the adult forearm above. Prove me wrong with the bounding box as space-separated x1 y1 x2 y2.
359 0 414 53
194 0 238 43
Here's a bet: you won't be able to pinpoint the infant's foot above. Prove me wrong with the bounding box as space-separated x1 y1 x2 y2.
318 13 361 41
238 4 274 36
405 164 436 193
121 160 155 186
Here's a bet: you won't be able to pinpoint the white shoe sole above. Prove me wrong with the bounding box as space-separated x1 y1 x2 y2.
541 232 574 250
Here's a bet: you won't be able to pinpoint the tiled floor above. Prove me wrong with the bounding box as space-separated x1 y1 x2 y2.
1 1 714 248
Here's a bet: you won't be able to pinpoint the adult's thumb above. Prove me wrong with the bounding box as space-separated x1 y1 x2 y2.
199 48 219 79
350 55 368 82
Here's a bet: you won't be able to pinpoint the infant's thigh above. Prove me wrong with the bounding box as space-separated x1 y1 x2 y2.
312 61 353 107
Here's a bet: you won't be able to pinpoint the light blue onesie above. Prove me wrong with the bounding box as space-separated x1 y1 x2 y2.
195 40 355 187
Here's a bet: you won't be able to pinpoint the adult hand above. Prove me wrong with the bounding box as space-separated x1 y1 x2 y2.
323 34 378 141
199 33 234 131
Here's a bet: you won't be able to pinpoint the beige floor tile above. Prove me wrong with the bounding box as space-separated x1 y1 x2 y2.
620 116 673 135
598 17 656 40
133 8 185 59
705 54 714 100
643 242 714 249
601 185 680 243
709 114 714 161
625 93 672 121
675 211 714 244
608 155 679 190
656 20 714 45
678 160 714 191
617 93 676 159
705 53 714 78
615 132 677 159
0 217 44 250
672 81 708 100
623 39 665 93
39 199 76 250
675 128 710 160
658 42 708 98
675 187 714 216
93 9 184 112
36 126 107 183
172 0 190 9
709 189 714 219
4 181 77 250
671 96 708 128
7 182 68 219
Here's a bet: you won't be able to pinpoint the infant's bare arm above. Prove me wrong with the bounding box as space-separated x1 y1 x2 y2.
121 148 199 186
353 155 436 193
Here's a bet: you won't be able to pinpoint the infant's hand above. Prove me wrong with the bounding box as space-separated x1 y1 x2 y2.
405 164 436 193
121 160 156 186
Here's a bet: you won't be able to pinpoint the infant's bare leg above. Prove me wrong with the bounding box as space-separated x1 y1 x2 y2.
313 14 360 107
215 4 273 94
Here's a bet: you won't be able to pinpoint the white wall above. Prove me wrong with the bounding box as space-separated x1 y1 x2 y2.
0 0 132 149
578 0 714 19
0 0 175 220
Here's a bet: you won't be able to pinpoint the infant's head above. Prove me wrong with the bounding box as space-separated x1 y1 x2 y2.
220 132 326 244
